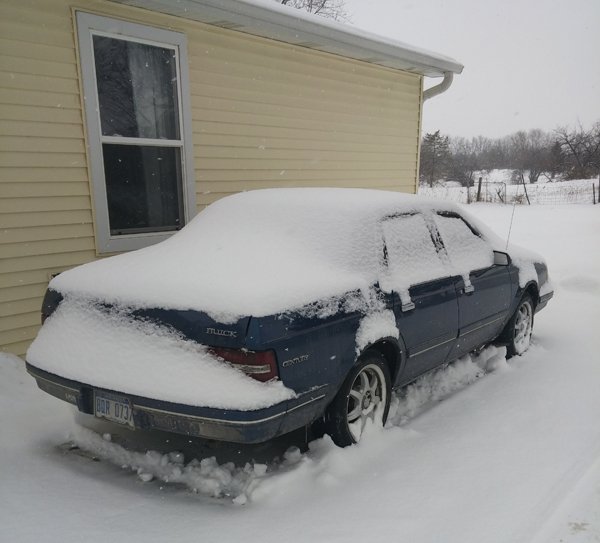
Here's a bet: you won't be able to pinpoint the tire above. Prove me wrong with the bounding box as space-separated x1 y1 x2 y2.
325 352 391 447
504 294 535 358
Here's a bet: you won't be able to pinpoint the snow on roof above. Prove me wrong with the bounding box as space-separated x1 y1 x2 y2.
50 188 461 321
112 0 463 77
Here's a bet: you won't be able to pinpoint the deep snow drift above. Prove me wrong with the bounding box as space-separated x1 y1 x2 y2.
1 203 599 543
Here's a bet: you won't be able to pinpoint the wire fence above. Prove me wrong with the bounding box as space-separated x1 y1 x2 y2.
419 179 600 205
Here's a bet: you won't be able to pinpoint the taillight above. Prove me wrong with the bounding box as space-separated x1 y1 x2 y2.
209 347 279 382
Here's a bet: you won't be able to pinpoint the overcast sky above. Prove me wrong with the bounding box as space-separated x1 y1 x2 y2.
345 0 600 139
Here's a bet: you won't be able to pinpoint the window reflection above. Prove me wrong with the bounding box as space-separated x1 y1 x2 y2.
93 36 180 140
103 144 183 235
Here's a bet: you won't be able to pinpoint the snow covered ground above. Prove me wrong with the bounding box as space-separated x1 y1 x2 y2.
1 203 599 543
420 176 599 205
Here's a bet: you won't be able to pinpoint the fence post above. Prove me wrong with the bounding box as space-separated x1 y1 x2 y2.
521 172 531 205
594 182 597 205
476 176 483 202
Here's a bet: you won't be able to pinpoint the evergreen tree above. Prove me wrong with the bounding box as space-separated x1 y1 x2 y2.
420 131 451 187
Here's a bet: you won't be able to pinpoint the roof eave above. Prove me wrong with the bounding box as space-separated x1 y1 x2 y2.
110 0 463 77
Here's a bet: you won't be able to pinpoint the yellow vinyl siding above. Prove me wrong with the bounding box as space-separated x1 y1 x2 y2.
0 196 91 213
1 104 83 124
185 9 420 199
1 182 90 197
0 210 93 228
0 168 89 183
0 312 40 333
0 326 44 352
0 298 42 318
0 37 75 63
0 224 94 244
2 269 75 290
2 251 98 275
1 137 86 154
0 284 50 304
0 88 82 110
0 0 422 355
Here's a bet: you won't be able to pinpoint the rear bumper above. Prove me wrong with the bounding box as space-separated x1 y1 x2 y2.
26 363 329 444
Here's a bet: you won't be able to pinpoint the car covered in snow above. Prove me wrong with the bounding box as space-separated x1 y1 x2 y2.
26 189 553 446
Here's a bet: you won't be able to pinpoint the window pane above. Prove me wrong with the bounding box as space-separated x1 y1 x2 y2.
93 35 180 140
381 214 447 292
102 144 183 235
433 215 493 272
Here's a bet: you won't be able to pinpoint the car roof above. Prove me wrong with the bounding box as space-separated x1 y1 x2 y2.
50 189 466 320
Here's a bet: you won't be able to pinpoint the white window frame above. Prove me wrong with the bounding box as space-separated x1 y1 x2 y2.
76 11 196 253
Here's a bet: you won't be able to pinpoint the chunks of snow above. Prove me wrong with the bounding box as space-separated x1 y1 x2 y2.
69 425 257 499
388 345 508 425
355 310 399 354
61 344 510 505
26 298 295 410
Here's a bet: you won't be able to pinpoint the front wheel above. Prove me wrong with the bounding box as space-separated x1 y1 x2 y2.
325 352 391 447
504 295 534 358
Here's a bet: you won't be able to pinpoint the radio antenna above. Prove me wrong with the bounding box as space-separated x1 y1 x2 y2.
505 182 520 250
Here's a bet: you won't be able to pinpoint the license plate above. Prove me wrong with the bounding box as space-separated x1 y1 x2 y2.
94 391 134 428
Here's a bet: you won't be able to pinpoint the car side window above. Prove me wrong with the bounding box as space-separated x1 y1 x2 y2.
380 214 448 302
433 213 493 274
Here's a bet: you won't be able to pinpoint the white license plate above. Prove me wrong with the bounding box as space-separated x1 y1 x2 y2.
94 392 134 428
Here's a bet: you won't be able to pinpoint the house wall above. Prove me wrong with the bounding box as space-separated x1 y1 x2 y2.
0 0 423 355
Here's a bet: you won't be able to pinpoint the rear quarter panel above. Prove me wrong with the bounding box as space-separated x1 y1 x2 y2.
246 310 362 398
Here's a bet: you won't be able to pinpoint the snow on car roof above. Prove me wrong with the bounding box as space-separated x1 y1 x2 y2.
50 188 463 321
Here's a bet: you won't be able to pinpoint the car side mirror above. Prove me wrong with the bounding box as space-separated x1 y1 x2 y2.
493 251 510 266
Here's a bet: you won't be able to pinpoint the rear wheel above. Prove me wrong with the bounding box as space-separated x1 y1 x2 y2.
325 352 391 447
504 295 534 358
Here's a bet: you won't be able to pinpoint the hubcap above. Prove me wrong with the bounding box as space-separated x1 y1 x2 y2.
346 364 387 442
514 300 533 354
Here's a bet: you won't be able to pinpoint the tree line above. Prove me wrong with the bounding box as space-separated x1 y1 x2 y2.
420 122 600 187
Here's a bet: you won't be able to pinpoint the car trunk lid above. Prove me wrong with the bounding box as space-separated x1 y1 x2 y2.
42 289 250 349
131 306 250 349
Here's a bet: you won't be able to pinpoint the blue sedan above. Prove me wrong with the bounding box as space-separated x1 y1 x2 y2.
26 189 553 447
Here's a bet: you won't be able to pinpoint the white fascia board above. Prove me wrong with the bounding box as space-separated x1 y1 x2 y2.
111 0 463 77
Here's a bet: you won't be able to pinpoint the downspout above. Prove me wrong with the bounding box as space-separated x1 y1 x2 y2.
423 71 454 101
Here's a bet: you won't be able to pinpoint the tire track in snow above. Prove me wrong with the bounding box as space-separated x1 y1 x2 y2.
519 443 600 543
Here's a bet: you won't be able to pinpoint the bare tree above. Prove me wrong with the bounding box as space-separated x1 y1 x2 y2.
448 136 493 187
547 140 564 180
555 122 600 179
424 120 599 184
510 129 551 184
276 0 349 21
448 137 479 187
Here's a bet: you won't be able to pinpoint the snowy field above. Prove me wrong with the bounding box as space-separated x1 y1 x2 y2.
419 175 599 205
1 203 599 543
